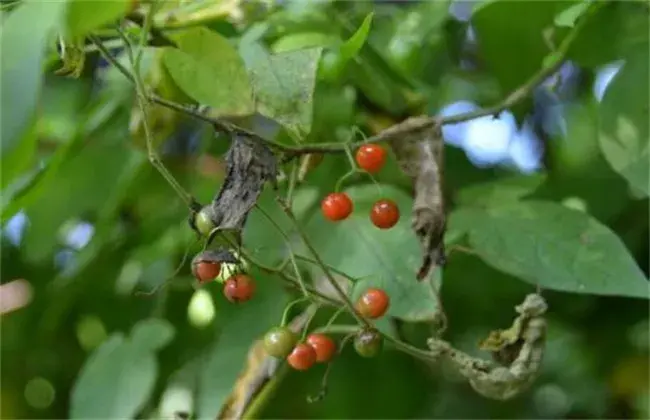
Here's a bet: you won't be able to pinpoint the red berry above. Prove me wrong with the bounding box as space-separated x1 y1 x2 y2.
356 288 390 319
355 144 387 174
306 333 337 363
287 343 317 371
223 274 256 303
192 261 221 284
321 192 353 221
370 199 399 229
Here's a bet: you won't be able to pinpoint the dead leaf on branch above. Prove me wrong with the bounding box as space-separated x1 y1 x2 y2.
427 293 548 400
386 116 446 281
190 132 278 245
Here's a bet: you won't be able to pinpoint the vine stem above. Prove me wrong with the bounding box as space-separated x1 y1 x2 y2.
93 4 593 175
275 197 371 329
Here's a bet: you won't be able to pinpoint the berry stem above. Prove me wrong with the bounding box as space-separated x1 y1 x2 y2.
254 204 310 297
276 197 371 329
280 297 310 327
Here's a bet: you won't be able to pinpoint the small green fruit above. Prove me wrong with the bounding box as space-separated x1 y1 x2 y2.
354 328 383 358
194 207 215 236
263 327 298 359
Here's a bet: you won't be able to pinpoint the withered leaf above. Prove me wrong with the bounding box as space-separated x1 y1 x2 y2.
387 116 446 280
190 132 278 245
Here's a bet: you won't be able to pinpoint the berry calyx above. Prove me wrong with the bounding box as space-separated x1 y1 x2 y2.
370 199 400 229
194 207 216 236
263 327 298 358
306 333 337 363
223 274 256 303
192 261 221 284
355 144 387 174
287 343 317 371
321 192 353 222
356 288 390 319
354 328 383 358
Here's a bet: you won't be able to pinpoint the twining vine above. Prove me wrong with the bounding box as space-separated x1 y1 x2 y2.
80 2 597 416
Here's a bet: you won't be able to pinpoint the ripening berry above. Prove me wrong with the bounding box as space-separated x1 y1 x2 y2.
287 343 317 371
355 144 387 174
194 207 216 236
223 274 256 303
263 327 298 358
356 288 390 319
192 261 221 284
321 192 353 221
370 199 400 229
354 328 383 358
306 333 337 363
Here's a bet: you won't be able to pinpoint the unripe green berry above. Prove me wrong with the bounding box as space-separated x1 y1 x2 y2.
354 328 383 358
194 208 215 236
263 327 298 359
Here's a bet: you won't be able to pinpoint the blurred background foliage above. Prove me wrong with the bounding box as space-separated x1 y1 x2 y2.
1 0 649 419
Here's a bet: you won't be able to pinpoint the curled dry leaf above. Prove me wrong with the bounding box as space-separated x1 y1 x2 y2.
427 293 548 400
386 116 446 280
191 249 239 267
190 132 278 244
218 305 317 420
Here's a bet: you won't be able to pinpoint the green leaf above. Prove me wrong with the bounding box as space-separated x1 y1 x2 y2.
472 1 575 94
554 1 590 28
338 12 374 63
461 201 649 299
1 0 68 156
598 49 649 197
196 267 287 419
271 32 339 53
455 174 546 207
65 0 131 39
70 318 174 419
130 318 175 351
240 42 323 140
568 2 649 67
301 184 440 322
163 27 254 116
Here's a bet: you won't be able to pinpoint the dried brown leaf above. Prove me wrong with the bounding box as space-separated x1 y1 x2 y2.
386 116 446 280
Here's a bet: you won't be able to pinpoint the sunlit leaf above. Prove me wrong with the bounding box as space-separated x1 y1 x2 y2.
163 27 255 116
240 41 322 140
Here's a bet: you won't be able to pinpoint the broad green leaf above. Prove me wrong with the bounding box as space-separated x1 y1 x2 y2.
196 267 287 419
472 1 575 95
240 42 322 140
130 318 175 351
301 184 440 322
1 0 68 156
70 319 174 419
455 174 546 207
65 0 131 39
339 12 374 63
462 201 649 299
163 27 254 116
598 49 649 197
568 2 649 67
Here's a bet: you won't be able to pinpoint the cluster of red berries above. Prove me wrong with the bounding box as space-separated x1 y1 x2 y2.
321 144 400 229
192 259 255 303
262 287 390 371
